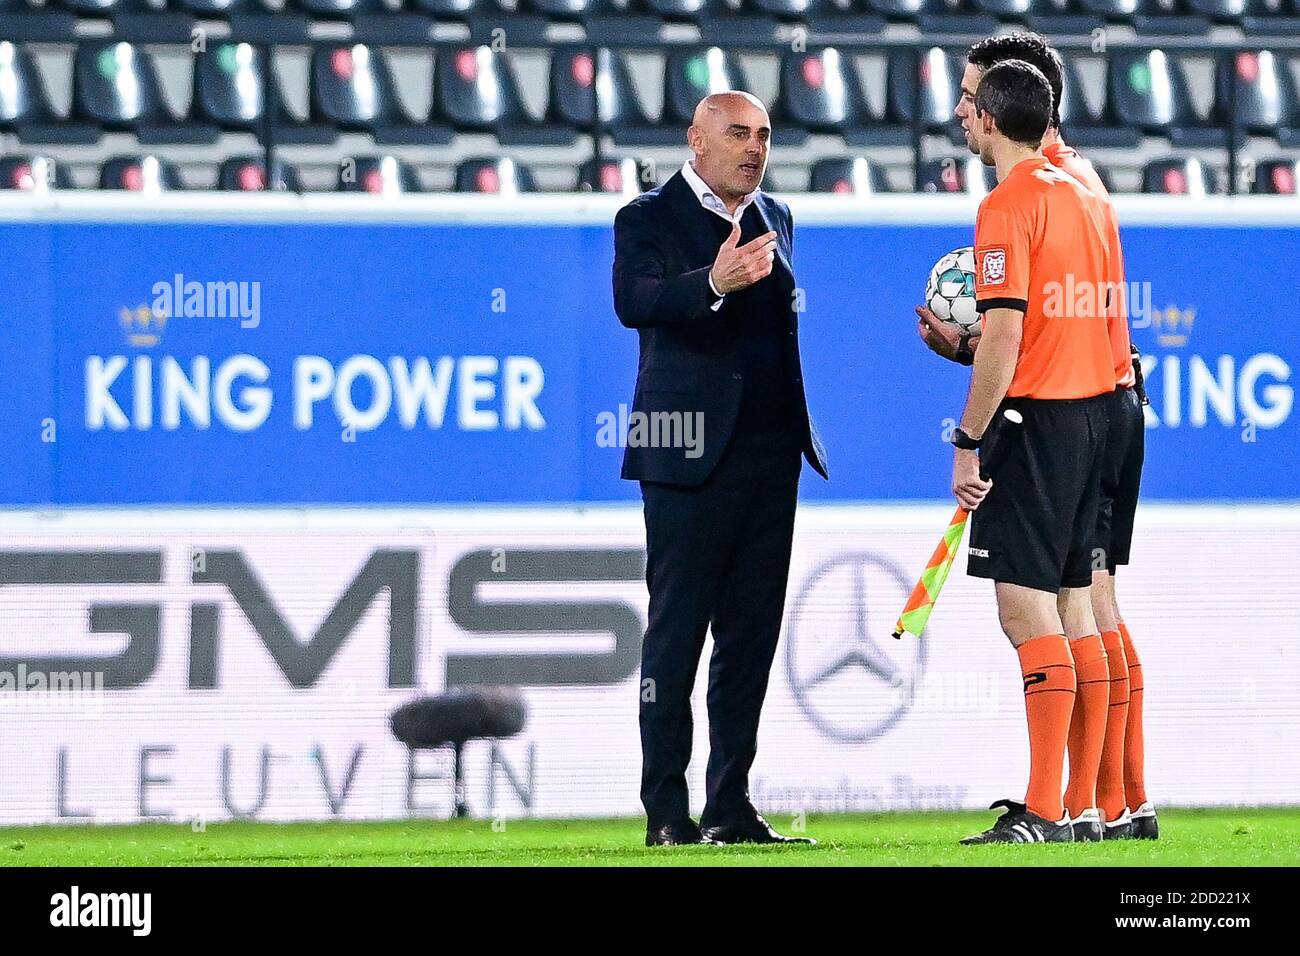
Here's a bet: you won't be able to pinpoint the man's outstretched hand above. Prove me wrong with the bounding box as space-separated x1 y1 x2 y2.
710 223 778 295
916 305 978 364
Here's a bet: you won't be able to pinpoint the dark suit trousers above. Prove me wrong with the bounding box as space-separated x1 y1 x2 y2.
638 426 802 827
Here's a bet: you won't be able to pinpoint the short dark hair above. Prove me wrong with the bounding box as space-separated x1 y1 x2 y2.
967 32 1065 129
973 59 1052 148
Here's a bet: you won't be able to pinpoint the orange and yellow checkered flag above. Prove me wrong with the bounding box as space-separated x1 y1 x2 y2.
892 505 969 639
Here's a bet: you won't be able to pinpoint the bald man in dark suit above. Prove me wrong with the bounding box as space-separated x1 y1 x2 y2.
612 92 828 846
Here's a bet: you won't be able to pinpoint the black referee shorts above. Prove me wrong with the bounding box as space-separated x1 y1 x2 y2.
967 393 1109 594
1095 385 1145 572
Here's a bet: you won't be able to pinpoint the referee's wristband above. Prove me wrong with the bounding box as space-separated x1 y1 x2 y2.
950 427 982 451
955 333 975 366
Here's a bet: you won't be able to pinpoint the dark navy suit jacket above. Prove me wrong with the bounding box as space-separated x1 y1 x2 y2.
611 171 828 486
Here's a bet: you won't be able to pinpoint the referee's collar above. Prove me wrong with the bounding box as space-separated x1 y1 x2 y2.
680 160 760 224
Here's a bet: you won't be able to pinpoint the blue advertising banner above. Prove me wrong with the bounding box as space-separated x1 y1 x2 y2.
0 212 1294 504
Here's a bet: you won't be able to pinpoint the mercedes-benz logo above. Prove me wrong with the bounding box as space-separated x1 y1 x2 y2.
785 551 927 743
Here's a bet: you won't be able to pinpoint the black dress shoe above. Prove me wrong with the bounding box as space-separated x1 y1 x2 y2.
701 813 816 846
645 819 705 846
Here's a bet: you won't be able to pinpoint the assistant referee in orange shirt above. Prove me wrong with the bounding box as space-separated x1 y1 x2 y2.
945 60 1116 844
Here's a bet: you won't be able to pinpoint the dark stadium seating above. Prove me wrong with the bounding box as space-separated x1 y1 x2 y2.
810 156 891 193
338 155 422 193
0 0 1289 196
0 40 56 131
311 44 405 130
218 156 302 191
1142 156 1218 192
1214 49 1298 138
887 47 966 133
0 155 73 190
663 47 753 126
100 154 185 190
193 42 276 130
438 45 569 145
410 0 483 15
73 41 170 130
548 48 657 144
456 157 539 192
578 156 655 193
1107 48 1223 146
1251 157 1298 193
175 0 272 12
776 48 878 142
292 0 388 16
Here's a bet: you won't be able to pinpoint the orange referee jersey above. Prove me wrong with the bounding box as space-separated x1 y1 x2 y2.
1043 140 1136 389
973 155 1116 401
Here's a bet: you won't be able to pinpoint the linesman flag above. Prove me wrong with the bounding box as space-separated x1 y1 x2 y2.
892 408 1024 640
892 506 969 639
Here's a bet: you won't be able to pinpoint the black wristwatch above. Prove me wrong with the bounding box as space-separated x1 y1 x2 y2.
950 427 982 451
955 332 975 367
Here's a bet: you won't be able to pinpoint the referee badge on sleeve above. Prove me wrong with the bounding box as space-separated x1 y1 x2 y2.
978 247 1007 288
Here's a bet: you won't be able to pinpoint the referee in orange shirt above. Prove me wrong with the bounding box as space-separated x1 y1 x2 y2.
921 33 1156 842
946 59 1116 844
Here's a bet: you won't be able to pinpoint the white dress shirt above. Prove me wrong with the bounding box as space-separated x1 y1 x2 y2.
680 161 761 310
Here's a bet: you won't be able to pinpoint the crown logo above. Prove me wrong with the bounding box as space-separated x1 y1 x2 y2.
1150 305 1195 348
119 305 168 348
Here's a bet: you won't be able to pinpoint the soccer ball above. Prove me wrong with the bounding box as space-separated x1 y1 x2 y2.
925 246 981 335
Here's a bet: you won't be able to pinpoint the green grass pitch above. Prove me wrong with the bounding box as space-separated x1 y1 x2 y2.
1 809 1297 866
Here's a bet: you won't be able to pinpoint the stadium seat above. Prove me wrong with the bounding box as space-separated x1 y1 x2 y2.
810 157 890 194
437 46 569 145
175 0 271 11
1214 50 1298 138
193 42 280 130
970 0 1034 16
0 41 57 131
918 156 995 194
312 44 406 129
577 157 655 194
55 0 163 12
547 48 656 145
0 155 73 190
75 40 218 143
100 155 185 191
524 0 611 16
217 156 302 192
642 0 737 16
1058 55 1142 148
887 47 964 135
1250 157 1298 194
410 0 484 15
291 0 387 15
663 47 752 127
338 155 422 194
747 0 838 16
776 49 874 139
1141 157 1216 194
313 44 446 144
73 41 170 131
456 157 538 193
1107 49 1219 146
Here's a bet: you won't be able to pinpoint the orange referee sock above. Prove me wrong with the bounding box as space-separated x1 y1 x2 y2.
1120 622 1148 809
1063 634 1109 818
1017 634 1077 822
1096 629 1130 822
